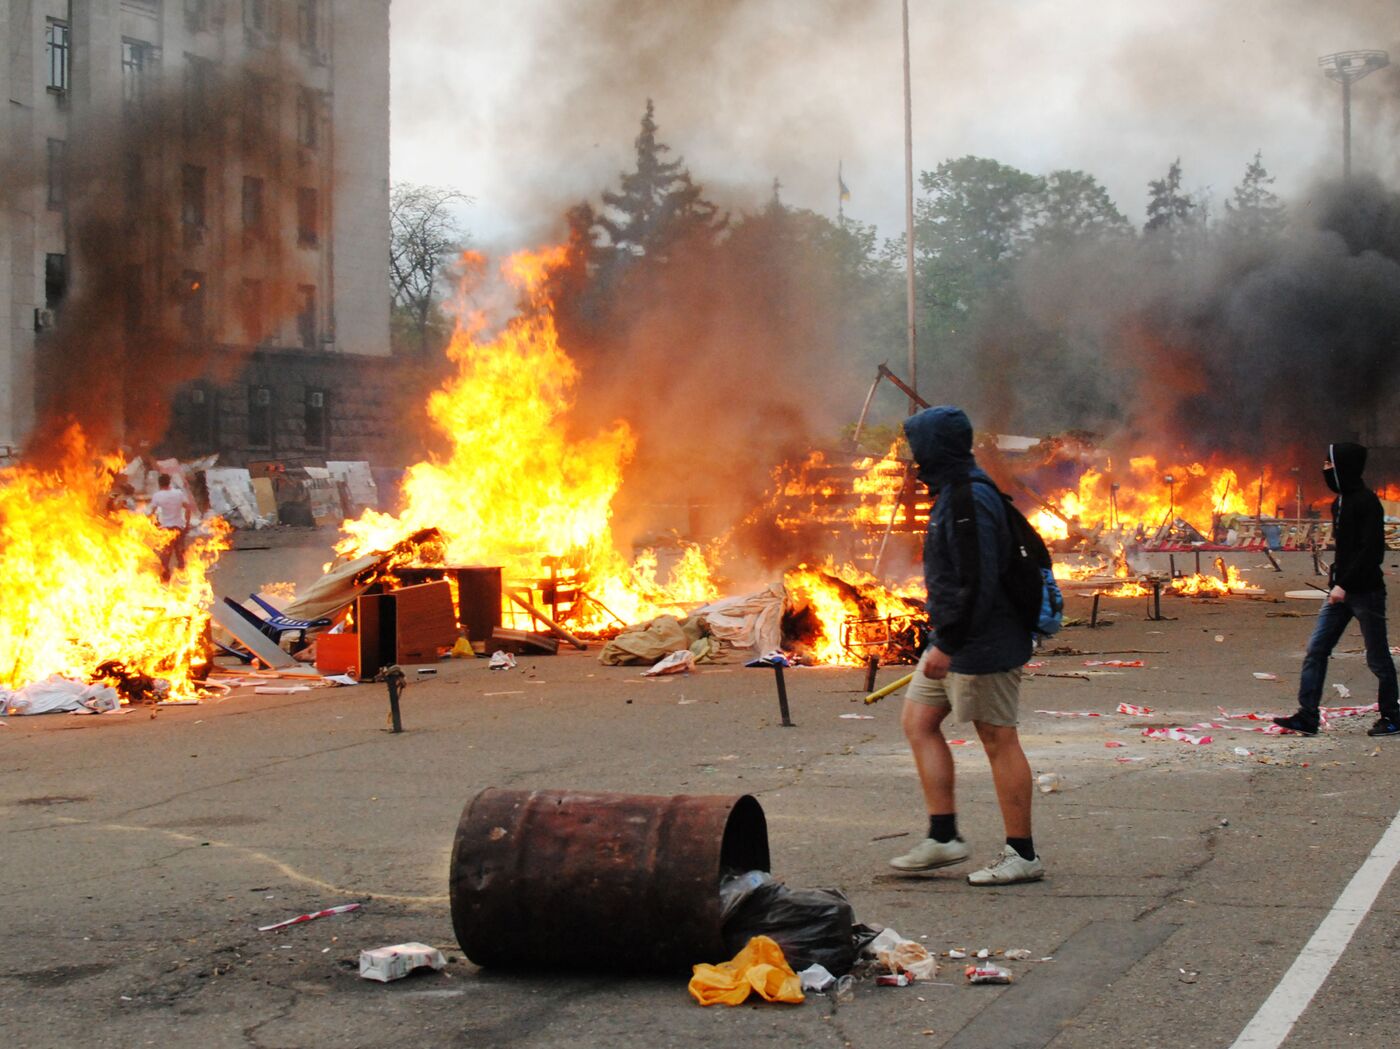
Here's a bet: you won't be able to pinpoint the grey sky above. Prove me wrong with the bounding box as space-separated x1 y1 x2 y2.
389 1 1400 251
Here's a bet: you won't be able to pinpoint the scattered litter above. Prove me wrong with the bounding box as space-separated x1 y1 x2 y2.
876 972 916 987
1003 949 1033 961
1179 968 1200 984
1104 741 1126 748
1116 702 1155 716
359 942 447 983
1116 756 1146 763
975 948 990 959
489 651 517 671
323 674 359 686
1026 661 1045 669
798 963 836 992
965 964 1013 984
833 974 855 1004
947 949 967 959
3 677 121 716
415 668 437 676
1323 703 1378 719
1215 635 1225 643
839 713 875 720
870 933 937 980
482 691 524 697
746 651 792 668
1234 747 1253 756
1035 710 1104 718
258 903 361 932
1142 727 1213 745
1036 773 1062 794
1252 672 1279 681
1332 683 1352 700
1085 660 1144 668
948 739 970 746
254 685 312 695
643 650 697 676
1218 708 1276 721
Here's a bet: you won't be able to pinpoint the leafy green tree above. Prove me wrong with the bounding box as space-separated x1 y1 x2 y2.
1028 170 1133 249
1224 151 1286 242
389 183 470 357
1144 159 1198 234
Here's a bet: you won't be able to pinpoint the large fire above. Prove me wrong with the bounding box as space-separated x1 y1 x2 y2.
0 427 227 702
337 248 719 628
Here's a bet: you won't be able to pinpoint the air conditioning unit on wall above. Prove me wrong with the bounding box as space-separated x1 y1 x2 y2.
34 308 56 332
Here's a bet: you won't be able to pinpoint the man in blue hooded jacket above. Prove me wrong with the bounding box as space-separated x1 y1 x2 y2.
1275 442 1399 737
889 406 1042 884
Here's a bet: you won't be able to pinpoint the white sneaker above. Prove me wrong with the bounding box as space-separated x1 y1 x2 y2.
889 837 971 872
967 845 1045 885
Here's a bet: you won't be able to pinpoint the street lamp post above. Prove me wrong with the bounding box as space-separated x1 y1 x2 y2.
1318 50 1390 180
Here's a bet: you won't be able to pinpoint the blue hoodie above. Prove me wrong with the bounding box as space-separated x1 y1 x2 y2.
903 406 1033 674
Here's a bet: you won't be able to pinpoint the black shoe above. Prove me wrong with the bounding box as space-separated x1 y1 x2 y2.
1274 713 1319 736
1366 718 1400 737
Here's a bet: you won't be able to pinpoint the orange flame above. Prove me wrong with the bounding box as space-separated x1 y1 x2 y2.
337 249 718 626
782 560 924 665
0 426 227 701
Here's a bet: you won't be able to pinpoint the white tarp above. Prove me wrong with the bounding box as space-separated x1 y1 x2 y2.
693 584 786 656
2 676 120 715
326 461 379 516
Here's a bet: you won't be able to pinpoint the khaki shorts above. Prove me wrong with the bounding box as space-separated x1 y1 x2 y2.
905 667 1023 727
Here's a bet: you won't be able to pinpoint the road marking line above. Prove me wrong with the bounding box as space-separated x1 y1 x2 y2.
1230 803 1400 1048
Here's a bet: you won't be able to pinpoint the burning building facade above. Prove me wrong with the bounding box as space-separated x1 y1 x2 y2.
0 0 394 463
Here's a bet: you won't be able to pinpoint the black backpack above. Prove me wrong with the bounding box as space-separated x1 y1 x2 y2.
950 479 1063 637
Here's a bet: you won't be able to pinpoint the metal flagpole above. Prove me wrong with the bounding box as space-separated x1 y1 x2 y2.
901 0 918 414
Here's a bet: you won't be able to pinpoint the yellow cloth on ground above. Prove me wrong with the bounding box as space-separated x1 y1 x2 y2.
688 935 804 1006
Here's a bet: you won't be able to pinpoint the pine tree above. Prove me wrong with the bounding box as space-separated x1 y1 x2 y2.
1144 159 1196 234
1224 151 1286 241
593 99 725 264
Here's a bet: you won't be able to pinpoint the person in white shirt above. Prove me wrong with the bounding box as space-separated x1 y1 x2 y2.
149 473 194 581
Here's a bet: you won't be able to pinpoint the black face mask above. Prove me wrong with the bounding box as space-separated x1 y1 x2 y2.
1324 467 1340 494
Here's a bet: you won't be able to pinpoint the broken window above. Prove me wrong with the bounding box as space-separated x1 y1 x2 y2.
304 388 328 449
180 270 206 336
297 284 317 348
181 164 206 233
296 87 319 149
297 0 319 53
46 20 69 92
45 254 67 310
46 139 65 208
241 175 264 231
297 187 318 247
121 39 153 111
248 385 274 449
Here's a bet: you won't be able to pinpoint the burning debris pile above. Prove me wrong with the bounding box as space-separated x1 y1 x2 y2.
0 427 227 711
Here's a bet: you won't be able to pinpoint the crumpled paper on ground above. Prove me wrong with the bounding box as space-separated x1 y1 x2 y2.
865 927 937 980
643 649 697 676
689 935 804 1006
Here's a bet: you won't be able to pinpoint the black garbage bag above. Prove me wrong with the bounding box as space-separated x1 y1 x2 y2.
720 872 858 975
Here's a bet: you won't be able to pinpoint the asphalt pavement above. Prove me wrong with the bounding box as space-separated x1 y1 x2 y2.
2 550 1399 1048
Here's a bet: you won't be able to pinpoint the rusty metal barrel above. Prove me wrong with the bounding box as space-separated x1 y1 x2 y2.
449 788 770 971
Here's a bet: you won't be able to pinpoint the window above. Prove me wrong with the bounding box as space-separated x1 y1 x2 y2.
248 385 273 449
297 285 317 348
297 1 320 53
304 388 327 449
185 0 209 32
123 265 143 333
122 40 153 110
45 254 67 310
296 187 318 247
244 0 272 45
46 139 65 208
241 73 269 147
181 164 206 231
124 154 142 223
180 270 206 335
240 279 265 344
46 21 69 92
180 383 218 453
296 87 319 148
184 56 215 138
241 176 264 230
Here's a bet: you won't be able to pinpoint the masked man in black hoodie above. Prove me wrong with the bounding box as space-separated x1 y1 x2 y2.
889 406 1042 884
1275 443 1399 738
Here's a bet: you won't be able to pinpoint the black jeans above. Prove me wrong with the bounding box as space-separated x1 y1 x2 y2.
1297 588 1399 720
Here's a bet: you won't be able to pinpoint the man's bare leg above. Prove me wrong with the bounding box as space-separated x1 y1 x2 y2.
902 700 954 815
973 720 1032 839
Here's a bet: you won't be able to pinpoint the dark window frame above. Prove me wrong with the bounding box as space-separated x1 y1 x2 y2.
304 387 328 449
181 164 207 230
241 175 264 231
45 253 67 310
121 39 154 111
296 186 319 247
46 20 70 92
295 87 319 149
297 284 317 349
247 384 274 450
180 269 206 336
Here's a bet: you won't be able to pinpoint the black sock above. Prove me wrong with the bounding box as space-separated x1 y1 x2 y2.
1007 836 1036 861
928 813 958 843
